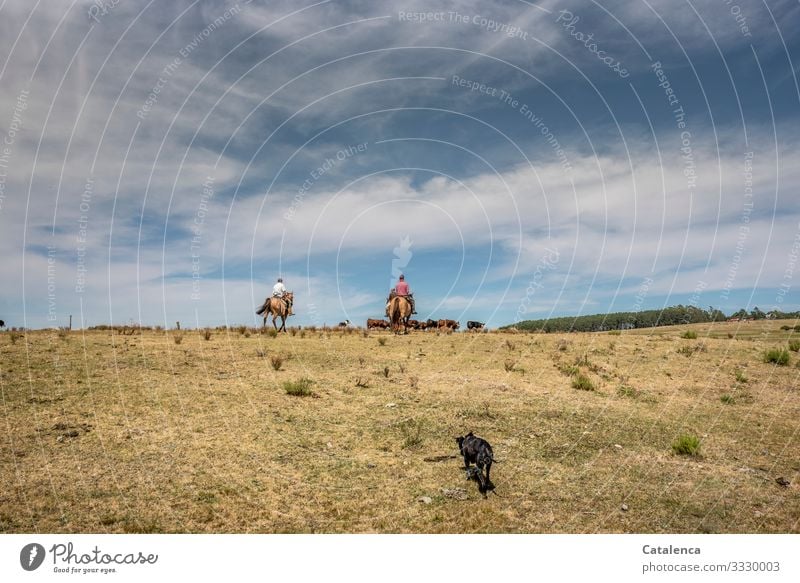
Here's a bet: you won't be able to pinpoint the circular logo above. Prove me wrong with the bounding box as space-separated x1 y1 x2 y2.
20 543 46 571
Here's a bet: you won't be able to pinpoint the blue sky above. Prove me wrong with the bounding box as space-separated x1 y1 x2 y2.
1 0 799 329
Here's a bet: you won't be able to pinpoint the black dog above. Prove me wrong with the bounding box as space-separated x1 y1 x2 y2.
456 432 495 495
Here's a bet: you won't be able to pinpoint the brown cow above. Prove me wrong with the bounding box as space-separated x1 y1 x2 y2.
367 318 389 329
438 319 459 331
406 319 420 330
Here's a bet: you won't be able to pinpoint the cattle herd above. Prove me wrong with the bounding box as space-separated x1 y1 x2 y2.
365 318 485 331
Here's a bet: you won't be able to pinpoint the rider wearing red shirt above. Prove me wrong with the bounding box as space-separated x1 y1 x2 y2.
387 274 416 314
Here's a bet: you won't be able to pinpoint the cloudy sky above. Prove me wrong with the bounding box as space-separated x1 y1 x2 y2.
1 0 798 329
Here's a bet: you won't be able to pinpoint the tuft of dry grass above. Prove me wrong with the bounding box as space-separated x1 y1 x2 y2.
283 378 314 397
571 373 595 391
672 434 701 456
270 355 284 371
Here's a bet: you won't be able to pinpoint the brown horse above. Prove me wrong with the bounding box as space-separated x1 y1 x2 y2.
256 291 293 332
387 295 412 334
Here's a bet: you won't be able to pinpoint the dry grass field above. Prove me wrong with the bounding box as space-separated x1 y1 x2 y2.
1 320 798 533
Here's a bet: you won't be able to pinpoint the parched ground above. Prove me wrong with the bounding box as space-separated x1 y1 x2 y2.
0 320 798 533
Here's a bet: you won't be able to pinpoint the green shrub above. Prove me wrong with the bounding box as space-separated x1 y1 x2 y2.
399 418 425 449
283 378 314 397
677 345 694 357
788 340 800 352
558 363 579 377
607 330 621 336
720 394 735 404
734 369 748 383
571 373 595 391
763 348 790 366
672 434 701 456
681 330 698 339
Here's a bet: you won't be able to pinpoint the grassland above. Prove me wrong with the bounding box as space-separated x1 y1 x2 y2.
1 320 798 533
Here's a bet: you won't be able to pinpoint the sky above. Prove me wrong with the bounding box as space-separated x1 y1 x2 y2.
1 0 799 329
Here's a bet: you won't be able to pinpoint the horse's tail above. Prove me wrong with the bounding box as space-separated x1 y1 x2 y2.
255 299 269 316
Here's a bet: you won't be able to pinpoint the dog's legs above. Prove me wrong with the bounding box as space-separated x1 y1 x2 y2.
476 463 487 493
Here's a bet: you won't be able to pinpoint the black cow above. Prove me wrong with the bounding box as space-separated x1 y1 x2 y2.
467 321 485 330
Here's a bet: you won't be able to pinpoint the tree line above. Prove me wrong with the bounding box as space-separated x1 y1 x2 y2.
504 306 800 333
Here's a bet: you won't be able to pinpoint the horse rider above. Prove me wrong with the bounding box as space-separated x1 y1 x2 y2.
386 274 416 315
272 277 294 315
